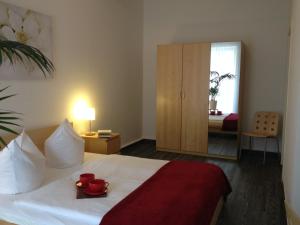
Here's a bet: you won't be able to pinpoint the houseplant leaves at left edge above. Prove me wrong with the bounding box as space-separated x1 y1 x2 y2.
0 37 54 147
0 86 21 146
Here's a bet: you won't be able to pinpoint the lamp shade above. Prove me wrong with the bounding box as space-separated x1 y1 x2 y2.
83 107 95 121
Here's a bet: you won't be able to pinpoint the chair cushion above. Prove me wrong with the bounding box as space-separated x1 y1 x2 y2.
0 132 45 194
45 119 84 169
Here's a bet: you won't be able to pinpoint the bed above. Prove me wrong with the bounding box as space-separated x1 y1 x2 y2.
209 113 239 133
0 127 231 225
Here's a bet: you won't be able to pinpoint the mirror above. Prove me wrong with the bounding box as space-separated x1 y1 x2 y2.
207 42 242 158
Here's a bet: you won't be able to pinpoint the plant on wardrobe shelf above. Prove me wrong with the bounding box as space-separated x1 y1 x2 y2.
209 71 236 110
0 37 54 146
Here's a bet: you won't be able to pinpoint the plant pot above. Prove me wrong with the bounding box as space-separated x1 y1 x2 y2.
209 100 217 110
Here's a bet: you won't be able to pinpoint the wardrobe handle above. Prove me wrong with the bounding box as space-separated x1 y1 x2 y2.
181 91 186 99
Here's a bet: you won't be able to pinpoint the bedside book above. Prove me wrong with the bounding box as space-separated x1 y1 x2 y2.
98 129 112 135
99 135 112 138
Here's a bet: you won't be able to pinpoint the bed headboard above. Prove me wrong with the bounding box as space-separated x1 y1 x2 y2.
2 125 58 153
0 221 16 225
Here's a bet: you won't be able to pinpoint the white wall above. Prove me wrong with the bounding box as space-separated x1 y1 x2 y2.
283 0 300 218
143 0 291 149
0 0 143 146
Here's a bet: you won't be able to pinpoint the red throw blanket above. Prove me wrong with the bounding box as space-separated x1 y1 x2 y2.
100 161 231 225
222 113 239 131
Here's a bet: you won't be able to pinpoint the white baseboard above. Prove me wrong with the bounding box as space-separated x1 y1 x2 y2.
142 136 156 140
121 138 143 148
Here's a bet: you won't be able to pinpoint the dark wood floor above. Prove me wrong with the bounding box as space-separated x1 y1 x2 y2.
208 133 238 157
121 140 286 225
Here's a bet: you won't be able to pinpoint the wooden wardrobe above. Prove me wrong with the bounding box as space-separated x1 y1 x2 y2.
156 43 211 155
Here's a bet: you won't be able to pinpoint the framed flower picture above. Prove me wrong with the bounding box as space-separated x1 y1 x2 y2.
0 1 53 80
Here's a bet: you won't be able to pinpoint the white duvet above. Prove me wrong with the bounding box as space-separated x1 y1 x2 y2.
0 153 167 225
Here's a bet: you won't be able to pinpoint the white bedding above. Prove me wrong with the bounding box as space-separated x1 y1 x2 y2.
0 153 168 225
208 114 229 129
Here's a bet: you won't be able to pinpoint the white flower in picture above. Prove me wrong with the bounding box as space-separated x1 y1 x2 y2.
0 1 53 80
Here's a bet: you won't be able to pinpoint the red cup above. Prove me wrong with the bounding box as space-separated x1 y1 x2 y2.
80 173 95 187
88 179 109 193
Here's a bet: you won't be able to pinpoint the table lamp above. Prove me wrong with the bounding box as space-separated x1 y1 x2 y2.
83 107 96 136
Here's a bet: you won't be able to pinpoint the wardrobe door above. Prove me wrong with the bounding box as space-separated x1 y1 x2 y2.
156 44 183 151
181 43 211 153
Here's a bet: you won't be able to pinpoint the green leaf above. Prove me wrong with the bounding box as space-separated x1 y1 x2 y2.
0 49 2 65
0 116 20 120
0 136 7 147
1 47 14 64
0 125 18 135
0 86 10 93
0 39 55 78
0 120 21 126
0 111 21 115
0 94 16 102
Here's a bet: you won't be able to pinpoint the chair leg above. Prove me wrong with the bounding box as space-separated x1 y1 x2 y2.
275 137 280 153
239 136 243 160
275 137 281 160
263 137 268 164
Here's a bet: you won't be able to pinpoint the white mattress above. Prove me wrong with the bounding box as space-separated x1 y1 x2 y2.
0 153 168 225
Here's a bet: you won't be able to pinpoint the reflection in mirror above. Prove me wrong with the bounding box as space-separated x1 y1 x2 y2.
208 42 241 158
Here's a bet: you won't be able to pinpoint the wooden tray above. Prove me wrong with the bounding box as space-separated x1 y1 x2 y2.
76 186 108 199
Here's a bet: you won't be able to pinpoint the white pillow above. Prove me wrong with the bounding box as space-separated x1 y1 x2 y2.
0 132 45 195
45 119 84 169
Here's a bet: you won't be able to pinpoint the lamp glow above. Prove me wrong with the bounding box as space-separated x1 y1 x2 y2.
83 107 96 136
73 100 89 120
82 108 95 121
74 104 96 136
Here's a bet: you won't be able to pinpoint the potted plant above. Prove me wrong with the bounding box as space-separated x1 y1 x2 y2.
0 37 54 146
209 71 236 111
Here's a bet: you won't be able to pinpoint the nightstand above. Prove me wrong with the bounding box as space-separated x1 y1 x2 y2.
81 133 121 155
